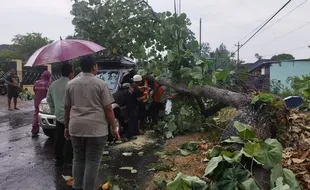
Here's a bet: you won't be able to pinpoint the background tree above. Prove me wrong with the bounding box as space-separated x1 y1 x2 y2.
209 43 236 69
12 32 52 60
271 53 295 61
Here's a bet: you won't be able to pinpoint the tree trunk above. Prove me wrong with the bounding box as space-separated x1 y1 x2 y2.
158 79 288 190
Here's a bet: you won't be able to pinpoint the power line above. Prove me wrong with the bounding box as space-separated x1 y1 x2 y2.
259 21 310 46
236 0 292 53
260 0 308 34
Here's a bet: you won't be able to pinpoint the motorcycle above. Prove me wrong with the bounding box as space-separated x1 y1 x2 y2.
0 78 7 95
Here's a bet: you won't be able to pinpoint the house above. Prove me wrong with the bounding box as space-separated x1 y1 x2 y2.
269 59 310 89
242 59 310 91
242 59 279 91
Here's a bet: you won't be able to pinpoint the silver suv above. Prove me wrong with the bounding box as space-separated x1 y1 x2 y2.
38 56 137 141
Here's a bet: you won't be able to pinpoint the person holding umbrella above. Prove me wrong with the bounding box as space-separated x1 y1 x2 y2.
64 56 120 190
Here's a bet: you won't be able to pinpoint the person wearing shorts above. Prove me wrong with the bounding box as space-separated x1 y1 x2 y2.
6 69 20 111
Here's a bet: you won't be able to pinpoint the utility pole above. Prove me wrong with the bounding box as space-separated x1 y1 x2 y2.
199 18 202 55
235 42 241 64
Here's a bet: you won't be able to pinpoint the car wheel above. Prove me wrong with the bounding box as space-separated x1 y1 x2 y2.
108 117 120 142
43 129 55 138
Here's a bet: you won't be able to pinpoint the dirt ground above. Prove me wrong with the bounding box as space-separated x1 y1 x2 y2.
144 132 217 190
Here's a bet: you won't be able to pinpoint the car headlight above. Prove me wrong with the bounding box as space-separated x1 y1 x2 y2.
39 103 51 114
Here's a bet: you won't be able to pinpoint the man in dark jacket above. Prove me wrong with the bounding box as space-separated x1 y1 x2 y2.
6 68 20 111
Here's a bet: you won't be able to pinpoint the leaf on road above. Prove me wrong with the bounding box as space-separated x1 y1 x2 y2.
102 151 109 155
62 175 73 182
131 169 138 174
119 167 133 170
179 149 190 156
138 152 144 156
122 152 133 156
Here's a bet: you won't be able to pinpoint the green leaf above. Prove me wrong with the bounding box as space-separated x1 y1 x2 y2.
179 149 190 156
167 51 175 62
180 141 199 153
190 66 203 80
214 70 230 80
204 156 223 176
271 164 284 188
167 121 177 132
166 131 173 139
222 136 244 144
167 173 208 190
188 80 194 89
251 96 260 105
241 178 260 190
222 151 242 163
243 142 260 157
216 167 249 190
234 121 255 139
207 147 220 159
283 168 300 189
271 177 290 190
179 67 192 78
255 139 283 169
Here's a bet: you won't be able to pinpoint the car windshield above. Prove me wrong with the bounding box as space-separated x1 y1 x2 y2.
96 70 119 90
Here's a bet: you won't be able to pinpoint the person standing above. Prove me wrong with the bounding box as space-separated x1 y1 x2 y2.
6 68 20 111
64 56 120 190
125 83 144 140
132 75 148 134
148 77 165 124
32 70 51 137
47 63 74 167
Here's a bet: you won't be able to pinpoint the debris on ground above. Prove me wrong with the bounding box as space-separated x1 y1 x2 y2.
145 133 213 189
279 110 310 189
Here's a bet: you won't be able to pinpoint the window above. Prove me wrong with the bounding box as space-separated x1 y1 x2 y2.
96 70 119 90
261 67 266 75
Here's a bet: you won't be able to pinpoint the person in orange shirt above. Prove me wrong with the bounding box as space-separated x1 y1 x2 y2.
146 76 165 123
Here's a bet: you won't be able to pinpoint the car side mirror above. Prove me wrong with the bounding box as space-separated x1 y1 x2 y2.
122 83 130 89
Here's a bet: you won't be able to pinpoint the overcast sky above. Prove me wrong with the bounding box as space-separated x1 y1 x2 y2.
1 0 309 62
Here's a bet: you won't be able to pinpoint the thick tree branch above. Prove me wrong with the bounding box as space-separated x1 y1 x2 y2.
157 78 249 108
195 97 228 117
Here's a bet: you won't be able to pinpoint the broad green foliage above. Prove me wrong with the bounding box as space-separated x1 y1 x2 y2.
71 0 244 137
167 173 208 190
202 122 300 190
287 74 310 109
12 33 52 60
251 92 283 110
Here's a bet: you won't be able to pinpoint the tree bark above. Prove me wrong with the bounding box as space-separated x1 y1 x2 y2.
157 78 249 109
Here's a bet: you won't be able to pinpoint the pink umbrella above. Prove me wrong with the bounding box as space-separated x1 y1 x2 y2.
24 39 105 66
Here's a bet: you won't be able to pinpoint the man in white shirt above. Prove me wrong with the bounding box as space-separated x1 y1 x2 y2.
64 56 120 190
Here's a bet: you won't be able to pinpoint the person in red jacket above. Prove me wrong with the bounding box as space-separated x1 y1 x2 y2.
147 76 165 123
32 70 51 137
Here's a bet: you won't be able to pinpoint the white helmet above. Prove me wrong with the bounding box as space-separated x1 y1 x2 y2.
133 75 143 82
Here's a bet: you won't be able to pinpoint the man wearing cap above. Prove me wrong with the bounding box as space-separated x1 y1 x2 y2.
125 75 146 140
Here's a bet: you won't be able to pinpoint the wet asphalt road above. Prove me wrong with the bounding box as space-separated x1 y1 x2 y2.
0 111 160 190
